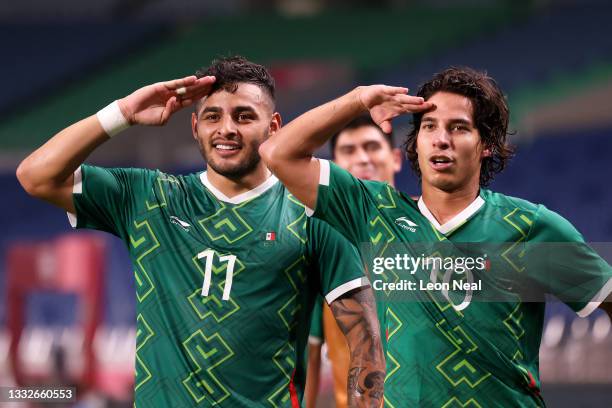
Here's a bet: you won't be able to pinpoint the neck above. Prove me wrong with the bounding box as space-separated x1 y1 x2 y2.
421 181 480 225
206 164 271 198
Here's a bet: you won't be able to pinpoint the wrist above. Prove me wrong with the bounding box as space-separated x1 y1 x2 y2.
96 100 131 137
352 86 369 114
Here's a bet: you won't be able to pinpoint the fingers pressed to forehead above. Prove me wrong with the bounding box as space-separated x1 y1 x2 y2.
196 75 216 84
394 94 425 104
175 76 215 94
163 75 198 90
178 86 213 102
402 102 433 112
383 86 409 95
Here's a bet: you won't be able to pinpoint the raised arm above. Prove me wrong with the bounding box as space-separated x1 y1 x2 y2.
16 75 215 212
329 286 384 408
259 85 430 209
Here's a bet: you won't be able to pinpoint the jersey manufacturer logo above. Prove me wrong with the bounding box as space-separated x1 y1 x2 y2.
394 216 418 232
170 216 191 232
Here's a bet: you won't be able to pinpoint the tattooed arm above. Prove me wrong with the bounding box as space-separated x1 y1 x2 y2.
330 286 385 407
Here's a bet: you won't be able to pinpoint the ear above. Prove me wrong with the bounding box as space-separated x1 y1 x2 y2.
481 145 492 158
392 147 403 173
269 112 282 135
191 112 198 140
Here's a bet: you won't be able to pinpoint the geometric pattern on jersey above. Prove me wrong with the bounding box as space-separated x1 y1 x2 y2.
130 219 159 303
70 165 367 407
182 329 235 405
312 159 612 408
199 201 253 244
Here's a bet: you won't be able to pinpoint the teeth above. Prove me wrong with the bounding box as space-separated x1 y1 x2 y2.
216 144 239 150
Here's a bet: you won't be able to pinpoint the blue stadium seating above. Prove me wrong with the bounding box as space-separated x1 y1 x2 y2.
376 4 612 93
0 23 166 114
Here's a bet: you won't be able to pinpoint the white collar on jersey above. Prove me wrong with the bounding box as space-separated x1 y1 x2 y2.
199 171 279 204
417 194 485 235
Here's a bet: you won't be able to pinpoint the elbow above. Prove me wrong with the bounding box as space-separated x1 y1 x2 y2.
16 159 35 195
16 158 46 198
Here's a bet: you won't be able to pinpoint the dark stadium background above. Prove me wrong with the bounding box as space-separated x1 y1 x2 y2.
1 0 611 406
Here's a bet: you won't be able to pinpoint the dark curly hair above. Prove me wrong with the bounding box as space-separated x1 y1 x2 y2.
195 56 275 110
404 67 513 186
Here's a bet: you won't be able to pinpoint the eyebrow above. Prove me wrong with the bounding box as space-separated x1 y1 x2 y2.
233 105 257 113
336 144 356 149
422 117 473 126
201 106 221 114
449 118 472 125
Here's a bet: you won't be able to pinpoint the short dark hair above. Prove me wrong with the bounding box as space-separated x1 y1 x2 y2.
330 115 394 158
404 67 514 186
195 56 276 110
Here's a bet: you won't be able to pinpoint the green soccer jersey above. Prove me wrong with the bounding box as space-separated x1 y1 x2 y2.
68 164 368 407
310 159 612 408
308 295 324 345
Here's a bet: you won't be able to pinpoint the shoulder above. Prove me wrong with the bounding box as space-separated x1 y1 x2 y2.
481 189 540 214
79 165 164 189
324 159 388 195
484 189 581 241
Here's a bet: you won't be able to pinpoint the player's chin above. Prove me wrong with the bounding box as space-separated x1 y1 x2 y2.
427 173 460 191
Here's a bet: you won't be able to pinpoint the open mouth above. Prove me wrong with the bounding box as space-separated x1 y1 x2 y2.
429 155 454 170
214 144 240 151
212 141 242 155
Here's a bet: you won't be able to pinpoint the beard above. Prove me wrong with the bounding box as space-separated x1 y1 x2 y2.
200 138 264 179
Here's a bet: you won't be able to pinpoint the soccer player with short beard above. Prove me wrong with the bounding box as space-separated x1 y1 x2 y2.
261 67 612 406
17 56 384 407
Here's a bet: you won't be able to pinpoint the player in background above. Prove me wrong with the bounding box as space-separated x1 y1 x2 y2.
16 56 384 407
305 116 401 408
260 67 612 406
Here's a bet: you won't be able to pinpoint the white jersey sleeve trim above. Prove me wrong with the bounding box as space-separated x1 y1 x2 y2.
73 166 83 194
576 277 612 317
308 335 323 345
325 276 370 304
66 166 83 228
305 158 330 217
319 158 330 186
67 212 77 228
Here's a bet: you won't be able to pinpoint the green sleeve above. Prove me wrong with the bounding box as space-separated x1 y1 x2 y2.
309 296 324 343
525 205 612 316
311 159 385 246
308 218 369 304
70 164 157 238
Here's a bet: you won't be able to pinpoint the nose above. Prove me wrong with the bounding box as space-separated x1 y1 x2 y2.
432 129 451 150
354 147 370 164
217 115 237 137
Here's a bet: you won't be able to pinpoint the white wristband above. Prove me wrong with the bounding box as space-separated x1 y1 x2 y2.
96 100 130 137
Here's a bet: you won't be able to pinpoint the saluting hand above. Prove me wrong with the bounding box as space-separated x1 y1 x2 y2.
117 75 216 126
356 85 433 134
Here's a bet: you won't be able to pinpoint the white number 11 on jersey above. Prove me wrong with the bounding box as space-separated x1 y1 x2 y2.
197 249 237 301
